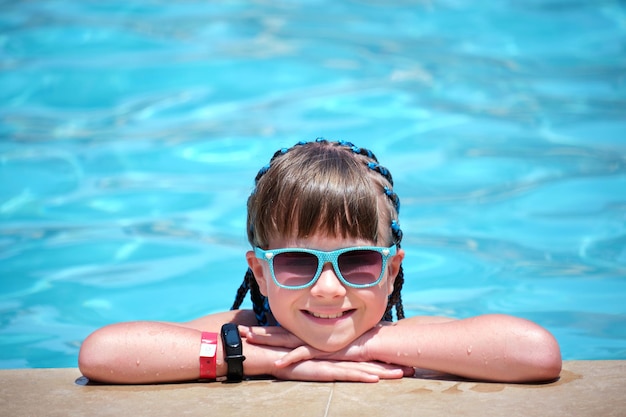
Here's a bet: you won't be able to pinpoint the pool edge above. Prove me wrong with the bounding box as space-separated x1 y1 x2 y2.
1 361 623 416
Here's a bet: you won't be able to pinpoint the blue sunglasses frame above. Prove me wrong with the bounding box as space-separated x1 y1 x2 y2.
254 245 397 290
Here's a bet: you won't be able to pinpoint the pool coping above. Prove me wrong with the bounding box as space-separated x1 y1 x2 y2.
1 360 624 416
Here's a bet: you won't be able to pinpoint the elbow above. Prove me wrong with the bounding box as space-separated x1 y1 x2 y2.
78 329 117 383
489 315 562 383
537 332 562 381
522 326 562 382
78 331 101 381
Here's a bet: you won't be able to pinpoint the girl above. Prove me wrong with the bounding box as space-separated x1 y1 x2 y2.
78 139 561 384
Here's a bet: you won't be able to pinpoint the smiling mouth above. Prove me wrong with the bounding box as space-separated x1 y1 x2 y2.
307 310 354 319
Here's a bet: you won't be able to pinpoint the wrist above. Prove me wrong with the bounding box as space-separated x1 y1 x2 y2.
237 337 286 378
199 332 218 380
221 323 246 382
362 324 387 362
216 339 228 378
198 331 231 380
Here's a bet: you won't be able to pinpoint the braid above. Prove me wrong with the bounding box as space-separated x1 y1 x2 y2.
232 138 406 324
231 268 270 325
230 273 249 310
383 267 405 321
248 269 270 326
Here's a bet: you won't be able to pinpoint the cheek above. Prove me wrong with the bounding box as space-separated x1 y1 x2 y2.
367 284 393 309
363 288 390 324
265 288 301 326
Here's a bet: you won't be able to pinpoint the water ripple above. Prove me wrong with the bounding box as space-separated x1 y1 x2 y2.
1 0 625 366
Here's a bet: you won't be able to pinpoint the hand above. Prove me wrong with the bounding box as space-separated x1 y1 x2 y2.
239 326 404 375
271 359 411 383
240 331 407 382
241 325 328 367
239 325 304 349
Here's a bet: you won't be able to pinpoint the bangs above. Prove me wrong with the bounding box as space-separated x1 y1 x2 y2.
272 171 382 244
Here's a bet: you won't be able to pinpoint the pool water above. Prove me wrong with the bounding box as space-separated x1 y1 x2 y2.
1 1 625 368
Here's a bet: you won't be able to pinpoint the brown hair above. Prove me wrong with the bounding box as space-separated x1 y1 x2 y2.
232 139 405 322
248 141 396 248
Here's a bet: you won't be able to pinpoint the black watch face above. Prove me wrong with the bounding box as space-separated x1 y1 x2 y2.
224 325 240 347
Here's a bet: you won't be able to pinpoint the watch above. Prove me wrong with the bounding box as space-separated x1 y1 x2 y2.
220 323 246 382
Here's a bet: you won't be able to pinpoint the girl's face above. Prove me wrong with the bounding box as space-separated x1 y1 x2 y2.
246 233 404 352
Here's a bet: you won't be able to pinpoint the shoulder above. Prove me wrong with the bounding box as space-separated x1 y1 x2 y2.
391 316 457 325
182 309 260 331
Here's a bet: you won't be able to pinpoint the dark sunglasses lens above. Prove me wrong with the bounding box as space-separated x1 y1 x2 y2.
272 252 318 287
337 250 383 285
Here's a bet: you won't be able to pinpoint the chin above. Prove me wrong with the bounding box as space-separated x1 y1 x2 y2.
303 335 355 353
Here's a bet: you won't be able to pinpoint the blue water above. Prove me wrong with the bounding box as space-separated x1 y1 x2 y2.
1 1 625 368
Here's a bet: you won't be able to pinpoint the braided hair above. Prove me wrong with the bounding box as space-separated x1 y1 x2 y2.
231 138 405 324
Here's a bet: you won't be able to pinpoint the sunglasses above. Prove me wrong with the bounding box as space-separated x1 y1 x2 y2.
254 245 397 290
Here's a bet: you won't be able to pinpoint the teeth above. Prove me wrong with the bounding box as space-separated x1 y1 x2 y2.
310 311 344 319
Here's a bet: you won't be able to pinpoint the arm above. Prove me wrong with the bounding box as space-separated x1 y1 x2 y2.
366 314 562 382
78 310 255 384
78 310 410 384
250 314 562 383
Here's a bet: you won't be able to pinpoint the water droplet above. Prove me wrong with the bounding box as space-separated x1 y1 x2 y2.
466 346 472 355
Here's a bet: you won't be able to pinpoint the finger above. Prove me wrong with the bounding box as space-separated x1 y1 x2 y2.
307 362 403 382
369 366 406 380
285 362 381 383
341 362 406 379
360 361 414 377
334 369 381 383
279 361 408 383
237 325 252 337
246 329 304 348
242 326 284 336
329 361 409 381
274 346 322 368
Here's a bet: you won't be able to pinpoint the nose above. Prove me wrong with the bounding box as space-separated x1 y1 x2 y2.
310 263 347 298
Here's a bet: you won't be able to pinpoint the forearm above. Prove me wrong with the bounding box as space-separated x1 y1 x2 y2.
368 314 562 382
79 310 268 383
78 321 220 384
